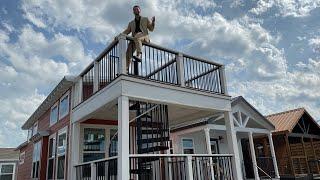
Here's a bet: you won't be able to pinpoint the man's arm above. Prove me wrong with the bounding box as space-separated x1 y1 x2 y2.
122 23 131 35
147 17 155 31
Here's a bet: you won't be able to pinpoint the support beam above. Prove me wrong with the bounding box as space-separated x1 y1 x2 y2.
70 122 80 180
268 133 280 178
93 60 99 93
186 156 194 180
204 128 215 180
117 96 130 180
224 112 243 180
248 132 260 180
176 53 185 87
285 134 295 176
118 34 127 75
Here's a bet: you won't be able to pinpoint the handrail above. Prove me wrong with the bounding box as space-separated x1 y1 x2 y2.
75 156 118 167
129 154 234 158
185 66 220 84
255 164 273 179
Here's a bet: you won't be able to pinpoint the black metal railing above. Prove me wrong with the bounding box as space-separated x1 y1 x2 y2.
126 38 179 85
183 55 223 93
95 157 117 180
75 163 91 180
193 156 234 180
77 35 226 105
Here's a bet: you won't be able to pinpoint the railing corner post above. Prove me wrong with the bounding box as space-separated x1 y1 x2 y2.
219 65 228 94
118 34 127 75
78 77 83 104
93 60 99 93
91 162 97 180
186 156 194 180
177 53 185 87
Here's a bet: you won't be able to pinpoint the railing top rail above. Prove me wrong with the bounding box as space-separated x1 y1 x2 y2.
125 35 223 67
80 39 118 76
129 153 234 158
75 156 118 167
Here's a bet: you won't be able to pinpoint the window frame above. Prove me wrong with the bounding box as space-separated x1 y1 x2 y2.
55 127 68 180
46 133 56 180
31 140 42 179
50 102 59 127
181 138 195 154
59 91 70 120
0 163 16 180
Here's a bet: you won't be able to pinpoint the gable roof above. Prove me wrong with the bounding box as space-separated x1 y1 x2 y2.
0 148 19 161
266 107 319 133
22 76 77 130
232 96 275 130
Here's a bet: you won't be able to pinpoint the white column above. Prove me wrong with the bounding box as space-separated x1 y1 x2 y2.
224 112 243 180
118 34 127 75
93 60 99 93
70 122 81 180
268 133 280 178
91 162 97 180
248 132 260 180
176 53 185 87
117 96 130 180
186 156 194 180
204 128 215 180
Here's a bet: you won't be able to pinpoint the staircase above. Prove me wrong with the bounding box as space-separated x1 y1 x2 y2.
109 101 171 178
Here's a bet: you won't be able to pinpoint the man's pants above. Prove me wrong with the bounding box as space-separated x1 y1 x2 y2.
126 33 150 72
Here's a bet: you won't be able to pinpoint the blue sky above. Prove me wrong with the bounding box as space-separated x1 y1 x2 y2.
0 0 319 147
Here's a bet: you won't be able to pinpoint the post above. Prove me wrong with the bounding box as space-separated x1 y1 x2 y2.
70 122 80 180
118 34 127 75
248 132 260 180
186 156 194 180
93 60 99 93
117 96 130 180
219 65 228 94
176 53 185 87
224 112 243 180
204 128 215 179
268 133 280 178
91 162 97 180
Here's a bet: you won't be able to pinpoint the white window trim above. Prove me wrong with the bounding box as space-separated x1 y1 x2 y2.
50 102 59 127
56 127 68 180
181 138 195 154
31 140 42 179
0 163 16 180
59 91 70 120
46 133 56 180
19 152 25 165
32 122 38 137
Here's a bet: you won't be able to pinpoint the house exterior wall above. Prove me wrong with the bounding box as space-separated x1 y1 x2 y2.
16 89 72 180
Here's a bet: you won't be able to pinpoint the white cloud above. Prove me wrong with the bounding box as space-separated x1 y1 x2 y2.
251 0 320 17
309 36 320 53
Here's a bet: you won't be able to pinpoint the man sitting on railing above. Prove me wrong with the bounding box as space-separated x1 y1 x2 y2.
122 5 155 72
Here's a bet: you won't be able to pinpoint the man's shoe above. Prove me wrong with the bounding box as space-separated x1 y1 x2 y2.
133 55 142 62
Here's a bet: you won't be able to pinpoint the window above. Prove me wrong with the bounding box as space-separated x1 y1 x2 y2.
32 141 41 179
109 129 118 157
47 135 56 180
27 128 33 141
32 122 38 137
182 139 194 154
59 92 69 119
0 163 15 180
210 139 220 154
83 128 105 162
19 152 25 165
50 103 58 126
56 129 67 180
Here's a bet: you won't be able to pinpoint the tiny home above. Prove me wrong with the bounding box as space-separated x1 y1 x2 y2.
0 148 19 180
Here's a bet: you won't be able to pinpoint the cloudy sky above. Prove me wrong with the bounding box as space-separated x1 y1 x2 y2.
0 0 320 147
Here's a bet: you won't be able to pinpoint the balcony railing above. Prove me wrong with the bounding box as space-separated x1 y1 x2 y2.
75 154 234 180
76 35 227 105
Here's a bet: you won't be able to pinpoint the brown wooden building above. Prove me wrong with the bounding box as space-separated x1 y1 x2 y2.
256 108 320 179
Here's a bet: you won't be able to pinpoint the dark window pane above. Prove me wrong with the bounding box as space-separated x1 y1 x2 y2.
57 156 65 179
0 174 13 180
83 128 105 151
47 159 54 179
83 153 105 163
183 149 194 154
1 165 13 173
